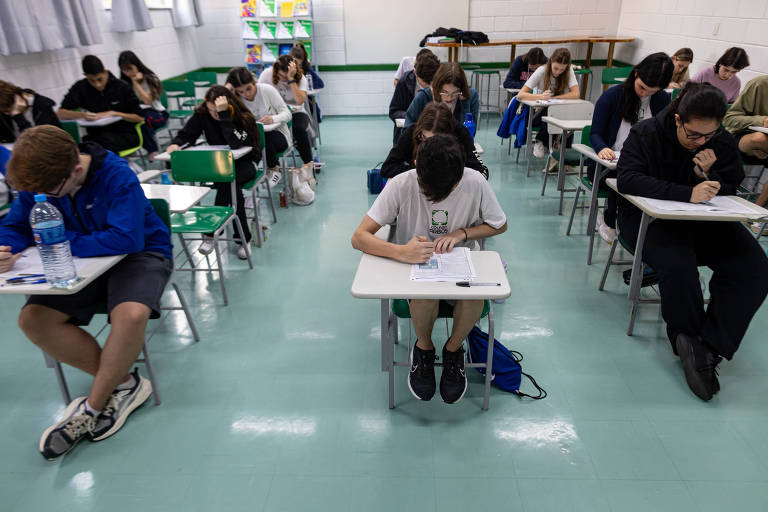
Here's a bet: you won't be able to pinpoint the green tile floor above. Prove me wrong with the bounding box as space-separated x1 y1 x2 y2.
1 116 768 511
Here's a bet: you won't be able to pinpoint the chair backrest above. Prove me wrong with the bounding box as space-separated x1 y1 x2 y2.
602 67 632 85
186 71 217 85
162 80 195 97
546 103 594 135
118 122 145 157
580 125 592 146
60 120 81 144
149 198 171 228
671 87 681 101
170 150 235 183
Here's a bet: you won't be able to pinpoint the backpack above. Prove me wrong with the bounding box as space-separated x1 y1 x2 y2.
366 162 387 194
466 326 547 399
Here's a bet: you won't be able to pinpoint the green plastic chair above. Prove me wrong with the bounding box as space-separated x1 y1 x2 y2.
170 150 254 306
601 66 633 86
163 80 200 109
60 120 81 144
242 123 279 247
186 71 217 88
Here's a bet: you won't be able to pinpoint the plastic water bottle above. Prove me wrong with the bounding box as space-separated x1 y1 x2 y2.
29 194 77 287
463 113 476 139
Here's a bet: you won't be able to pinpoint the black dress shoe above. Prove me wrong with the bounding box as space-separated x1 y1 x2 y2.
675 333 721 401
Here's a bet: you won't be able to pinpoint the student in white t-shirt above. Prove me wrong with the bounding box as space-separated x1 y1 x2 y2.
118 51 168 161
226 67 292 187
516 47 580 158
258 55 314 172
590 52 674 243
351 134 507 405
393 49 435 86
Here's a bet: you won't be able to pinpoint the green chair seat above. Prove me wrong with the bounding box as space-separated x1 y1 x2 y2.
392 299 490 319
170 206 234 233
579 176 609 198
243 169 265 190
60 120 81 144
574 68 592 75
169 109 194 119
182 99 204 107
552 148 582 166
601 66 632 85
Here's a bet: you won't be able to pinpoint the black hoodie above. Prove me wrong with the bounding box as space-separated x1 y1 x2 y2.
0 93 61 142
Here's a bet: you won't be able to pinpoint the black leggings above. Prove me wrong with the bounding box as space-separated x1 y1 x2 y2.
211 161 256 243
264 130 288 169
532 107 572 148
618 217 768 359
291 111 313 164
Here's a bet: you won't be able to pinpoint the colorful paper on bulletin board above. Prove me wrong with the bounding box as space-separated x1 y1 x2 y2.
259 0 276 17
280 1 294 17
261 21 278 39
240 0 256 17
294 0 309 16
242 20 260 39
263 43 279 62
295 19 312 38
277 21 294 39
246 44 262 64
278 43 293 56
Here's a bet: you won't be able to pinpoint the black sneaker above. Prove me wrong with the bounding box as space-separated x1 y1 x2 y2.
440 346 468 404
90 368 153 442
675 333 721 401
408 343 436 401
39 397 96 460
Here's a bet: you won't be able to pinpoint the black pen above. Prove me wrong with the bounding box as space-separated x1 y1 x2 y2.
456 281 501 287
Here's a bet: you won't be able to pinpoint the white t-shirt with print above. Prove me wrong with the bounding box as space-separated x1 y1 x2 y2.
258 67 309 113
613 95 651 152
366 168 507 249
240 83 293 146
524 65 578 94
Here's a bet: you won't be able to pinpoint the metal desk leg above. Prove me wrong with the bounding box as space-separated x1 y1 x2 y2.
482 303 495 411
525 107 534 177
381 299 395 408
627 213 651 335
557 130 569 215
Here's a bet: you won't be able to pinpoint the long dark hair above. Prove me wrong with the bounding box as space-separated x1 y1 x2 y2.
416 134 465 203
714 47 750 73
288 43 310 73
225 66 256 88
195 85 259 147
523 47 547 67
543 48 571 96
411 103 456 161
430 62 470 103
271 54 303 85
619 52 673 124
118 51 162 100
666 81 727 128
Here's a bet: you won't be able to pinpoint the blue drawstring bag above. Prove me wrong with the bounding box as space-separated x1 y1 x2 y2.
466 326 546 399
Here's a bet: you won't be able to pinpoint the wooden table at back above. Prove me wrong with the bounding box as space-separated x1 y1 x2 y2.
426 35 635 99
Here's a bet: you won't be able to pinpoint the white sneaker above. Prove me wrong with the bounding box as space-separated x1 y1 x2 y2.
533 141 546 158
598 221 617 244
198 236 215 255
90 368 152 442
268 170 282 187
299 164 314 183
237 245 249 260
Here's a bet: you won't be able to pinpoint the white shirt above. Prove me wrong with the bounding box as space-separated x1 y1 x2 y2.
367 168 507 249
141 80 165 111
258 67 309 113
524 65 578 94
240 83 292 145
613 95 651 152
395 56 415 81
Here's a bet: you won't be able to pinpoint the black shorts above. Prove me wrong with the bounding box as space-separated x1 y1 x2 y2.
26 252 172 326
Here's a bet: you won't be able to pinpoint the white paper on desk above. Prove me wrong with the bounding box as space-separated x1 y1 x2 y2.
409 247 477 282
0 248 89 280
186 145 229 151
642 196 759 215
536 99 567 105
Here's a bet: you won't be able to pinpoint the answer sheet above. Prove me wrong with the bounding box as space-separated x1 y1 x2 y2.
410 247 477 282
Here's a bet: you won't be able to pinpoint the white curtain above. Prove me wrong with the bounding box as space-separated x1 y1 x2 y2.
171 0 201 28
110 0 153 32
0 0 102 56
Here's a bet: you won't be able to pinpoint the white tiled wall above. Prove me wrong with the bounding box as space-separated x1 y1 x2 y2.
0 5 202 107
616 0 768 85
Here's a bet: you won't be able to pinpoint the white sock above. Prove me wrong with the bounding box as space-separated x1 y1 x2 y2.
84 399 101 416
116 374 136 391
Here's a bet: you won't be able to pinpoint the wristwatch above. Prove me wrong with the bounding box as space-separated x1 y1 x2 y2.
288 79 298 84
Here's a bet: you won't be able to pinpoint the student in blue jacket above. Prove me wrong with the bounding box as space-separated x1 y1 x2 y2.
405 62 479 128
590 52 674 242
503 47 547 90
0 125 172 460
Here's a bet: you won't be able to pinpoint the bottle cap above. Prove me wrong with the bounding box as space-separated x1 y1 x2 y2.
34 194 47 202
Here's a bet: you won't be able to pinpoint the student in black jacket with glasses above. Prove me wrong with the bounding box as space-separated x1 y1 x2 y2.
616 82 768 401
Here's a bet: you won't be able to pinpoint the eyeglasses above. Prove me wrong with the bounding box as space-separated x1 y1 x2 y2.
680 123 721 141
439 90 462 100
48 174 71 197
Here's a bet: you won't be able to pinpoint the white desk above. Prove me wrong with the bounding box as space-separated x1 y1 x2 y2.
140 184 211 213
749 125 768 135
77 116 122 127
0 247 124 295
540 116 592 214
154 145 253 162
605 177 768 334
394 118 405 128
193 81 211 87
351 250 510 410
519 99 591 177
136 170 162 183
571 143 617 264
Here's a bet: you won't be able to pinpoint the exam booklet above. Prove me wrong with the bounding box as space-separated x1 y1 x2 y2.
410 247 477 282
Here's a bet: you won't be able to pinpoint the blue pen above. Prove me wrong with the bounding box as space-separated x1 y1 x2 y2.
5 273 45 282
7 278 47 285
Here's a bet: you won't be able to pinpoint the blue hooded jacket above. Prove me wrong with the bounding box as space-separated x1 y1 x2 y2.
0 142 172 260
497 97 528 148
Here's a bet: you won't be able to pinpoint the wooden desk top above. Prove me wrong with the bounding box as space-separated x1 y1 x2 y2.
426 36 635 48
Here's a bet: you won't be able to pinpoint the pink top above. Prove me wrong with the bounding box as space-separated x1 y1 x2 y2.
690 67 741 103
